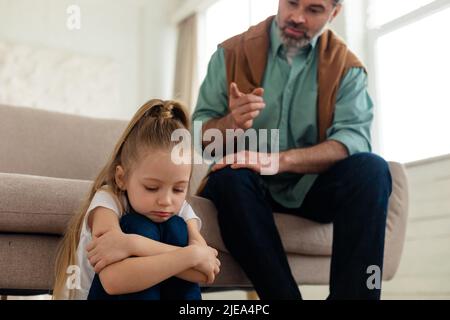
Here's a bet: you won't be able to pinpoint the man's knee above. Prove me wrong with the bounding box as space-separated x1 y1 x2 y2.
205 166 259 193
348 153 392 194
162 216 188 247
120 212 160 240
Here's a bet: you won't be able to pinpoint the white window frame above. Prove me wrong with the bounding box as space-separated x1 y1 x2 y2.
366 0 450 160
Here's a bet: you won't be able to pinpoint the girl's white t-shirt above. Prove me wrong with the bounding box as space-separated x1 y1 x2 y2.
63 189 202 300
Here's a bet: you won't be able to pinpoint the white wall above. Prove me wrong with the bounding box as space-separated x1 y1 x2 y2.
140 0 184 109
0 0 180 120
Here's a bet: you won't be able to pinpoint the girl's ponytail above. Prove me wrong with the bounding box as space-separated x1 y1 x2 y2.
142 100 190 130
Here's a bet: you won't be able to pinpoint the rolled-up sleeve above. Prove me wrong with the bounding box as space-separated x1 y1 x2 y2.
326 67 374 155
192 47 229 124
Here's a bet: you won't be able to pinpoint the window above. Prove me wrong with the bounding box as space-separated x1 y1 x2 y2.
368 0 435 27
198 0 278 85
369 0 450 163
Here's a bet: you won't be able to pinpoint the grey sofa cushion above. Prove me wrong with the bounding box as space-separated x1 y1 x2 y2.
0 172 90 235
0 160 408 265
0 234 60 291
0 172 333 256
189 195 333 256
0 104 126 181
0 104 409 292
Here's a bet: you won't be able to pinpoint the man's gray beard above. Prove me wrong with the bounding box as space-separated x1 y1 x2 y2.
279 32 311 50
278 23 329 50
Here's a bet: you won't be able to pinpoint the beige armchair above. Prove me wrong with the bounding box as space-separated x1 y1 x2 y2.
0 104 409 297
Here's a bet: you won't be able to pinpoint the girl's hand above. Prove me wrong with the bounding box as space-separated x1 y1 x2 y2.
191 244 221 284
86 229 132 273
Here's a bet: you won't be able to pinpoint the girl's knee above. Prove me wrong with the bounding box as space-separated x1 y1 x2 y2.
162 216 188 247
120 212 160 240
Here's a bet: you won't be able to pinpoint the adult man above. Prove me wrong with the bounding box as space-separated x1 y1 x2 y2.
192 0 392 300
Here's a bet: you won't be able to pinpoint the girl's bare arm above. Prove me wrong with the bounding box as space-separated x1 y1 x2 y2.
186 219 208 246
98 246 202 295
89 207 209 283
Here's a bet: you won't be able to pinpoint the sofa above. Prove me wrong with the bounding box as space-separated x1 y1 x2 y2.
0 104 409 297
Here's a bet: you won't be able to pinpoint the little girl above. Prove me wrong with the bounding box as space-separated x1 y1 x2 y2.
53 99 220 300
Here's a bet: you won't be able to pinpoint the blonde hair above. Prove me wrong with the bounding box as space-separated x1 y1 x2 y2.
52 99 190 299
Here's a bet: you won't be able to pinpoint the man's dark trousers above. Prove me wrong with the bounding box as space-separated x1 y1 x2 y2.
200 152 392 300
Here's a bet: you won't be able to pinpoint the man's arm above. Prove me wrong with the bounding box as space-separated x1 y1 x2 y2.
277 67 373 175
279 140 349 174
212 68 373 176
193 47 229 144
213 140 348 175
201 114 235 148
192 48 264 148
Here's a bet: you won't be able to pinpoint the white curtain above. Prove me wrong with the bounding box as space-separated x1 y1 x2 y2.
173 14 198 113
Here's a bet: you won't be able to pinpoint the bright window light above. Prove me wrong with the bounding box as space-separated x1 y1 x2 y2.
204 0 250 65
368 0 435 27
250 0 279 25
376 6 450 163
199 0 278 84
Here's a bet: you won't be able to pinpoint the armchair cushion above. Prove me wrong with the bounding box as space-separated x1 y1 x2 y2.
0 172 90 235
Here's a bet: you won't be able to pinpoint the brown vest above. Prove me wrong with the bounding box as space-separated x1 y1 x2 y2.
220 16 366 142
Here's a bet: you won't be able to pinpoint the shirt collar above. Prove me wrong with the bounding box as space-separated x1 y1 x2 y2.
270 18 319 59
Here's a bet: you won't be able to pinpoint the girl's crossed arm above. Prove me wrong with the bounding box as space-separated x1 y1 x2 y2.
186 219 208 247
87 207 218 288
99 244 215 295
